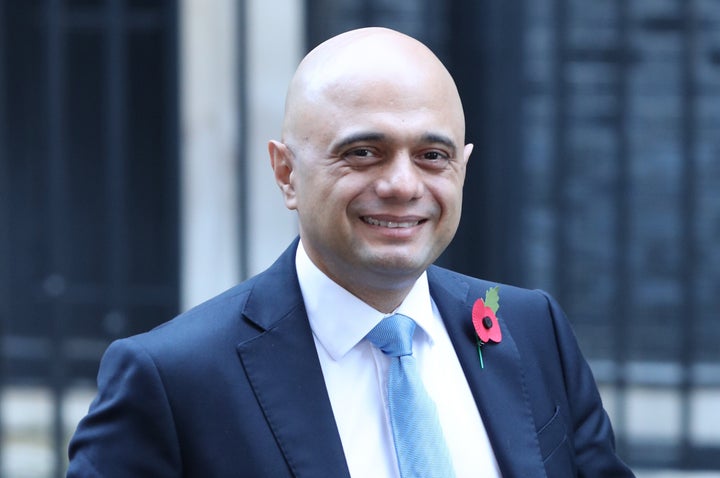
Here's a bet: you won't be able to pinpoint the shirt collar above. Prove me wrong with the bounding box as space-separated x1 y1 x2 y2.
295 240 438 361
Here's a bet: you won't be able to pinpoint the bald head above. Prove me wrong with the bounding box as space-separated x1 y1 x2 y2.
281 27 465 144
268 27 473 311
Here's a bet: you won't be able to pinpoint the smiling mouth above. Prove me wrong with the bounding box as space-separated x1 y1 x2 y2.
362 216 423 228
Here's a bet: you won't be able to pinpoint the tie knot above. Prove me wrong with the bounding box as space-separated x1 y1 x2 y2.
366 314 416 357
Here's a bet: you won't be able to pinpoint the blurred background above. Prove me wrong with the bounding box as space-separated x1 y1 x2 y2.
1 0 719 476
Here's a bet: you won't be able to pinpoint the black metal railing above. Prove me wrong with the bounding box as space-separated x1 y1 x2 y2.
0 1 178 476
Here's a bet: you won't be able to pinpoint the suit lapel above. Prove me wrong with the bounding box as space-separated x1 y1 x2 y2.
236 241 351 478
428 267 547 478
234 246 547 477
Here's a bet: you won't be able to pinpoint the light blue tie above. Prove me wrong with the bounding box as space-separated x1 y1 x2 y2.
366 314 455 478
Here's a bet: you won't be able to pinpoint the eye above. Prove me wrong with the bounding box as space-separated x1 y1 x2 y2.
417 150 451 169
423 151 444 160
348 148 374 157
342 147 382 167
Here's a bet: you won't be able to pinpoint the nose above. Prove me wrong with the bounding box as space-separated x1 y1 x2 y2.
374 153 424 201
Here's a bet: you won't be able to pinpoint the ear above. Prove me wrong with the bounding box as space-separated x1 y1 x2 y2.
462 143 474 165
268 140 298 210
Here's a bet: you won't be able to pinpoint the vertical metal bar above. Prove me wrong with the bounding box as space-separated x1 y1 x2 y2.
469 0 526 284
364 0 374 26
421 0 448 53
46 0 67 476
679 0 698 467
0 0 7 473
551 0 569 301
304 0 320 50
106 0 127 337
612 0 631 455
496 0 525 285
235 0 248 280
362 0 376 28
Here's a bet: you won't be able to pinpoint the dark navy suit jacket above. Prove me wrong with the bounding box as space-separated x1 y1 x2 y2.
67 240 634 477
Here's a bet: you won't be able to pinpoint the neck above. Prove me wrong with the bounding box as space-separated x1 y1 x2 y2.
352 286 412 314
298 240 423 313
324 271 418 314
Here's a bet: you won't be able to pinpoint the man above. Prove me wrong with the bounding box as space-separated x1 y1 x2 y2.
68 27 633 477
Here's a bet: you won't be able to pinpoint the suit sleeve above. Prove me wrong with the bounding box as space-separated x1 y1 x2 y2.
540 291 635 478
67 338 182 477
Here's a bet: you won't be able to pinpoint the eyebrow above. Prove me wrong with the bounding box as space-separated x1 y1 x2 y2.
332 132 387 151
420 133 457 156
332 131 458 156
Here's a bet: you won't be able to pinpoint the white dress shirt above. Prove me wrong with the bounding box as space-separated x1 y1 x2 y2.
296 241 501 478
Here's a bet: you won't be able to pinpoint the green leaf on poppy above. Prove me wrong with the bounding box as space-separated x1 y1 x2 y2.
484 286 500 314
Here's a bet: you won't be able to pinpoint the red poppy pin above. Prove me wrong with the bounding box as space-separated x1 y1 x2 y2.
472 286 502 368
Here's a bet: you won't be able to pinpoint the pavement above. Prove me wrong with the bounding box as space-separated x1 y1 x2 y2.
2 384 719 477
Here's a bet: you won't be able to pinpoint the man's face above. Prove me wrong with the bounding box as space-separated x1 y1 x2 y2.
271 30 472 300
275 70 472 294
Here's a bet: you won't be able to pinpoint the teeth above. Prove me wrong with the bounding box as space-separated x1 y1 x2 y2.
363 217 420 228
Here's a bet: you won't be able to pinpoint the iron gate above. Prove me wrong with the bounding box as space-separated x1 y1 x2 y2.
0 1 179 476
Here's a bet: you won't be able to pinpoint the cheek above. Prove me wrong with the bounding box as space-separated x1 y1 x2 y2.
430 176 464 210
323 173 370 205
295 174 347 219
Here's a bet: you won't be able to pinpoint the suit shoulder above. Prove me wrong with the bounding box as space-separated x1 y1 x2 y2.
119 275 263 357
